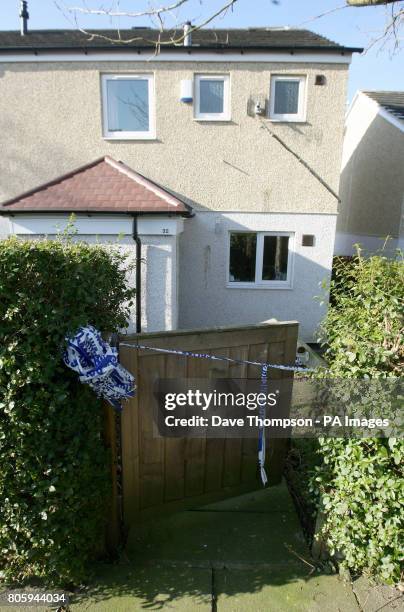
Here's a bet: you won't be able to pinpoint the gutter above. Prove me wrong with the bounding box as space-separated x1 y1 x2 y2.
0 45 364 54
0 209 193 217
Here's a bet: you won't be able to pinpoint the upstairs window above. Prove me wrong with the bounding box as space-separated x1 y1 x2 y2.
229 232 293 288
194 74 230 120
101 74 155 139
269 75 306 122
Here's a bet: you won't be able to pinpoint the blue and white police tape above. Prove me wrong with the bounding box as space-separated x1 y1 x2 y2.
120 342 315 373
63 326 135 410
258 365 269 486
63 327 314 482
120 341 316 487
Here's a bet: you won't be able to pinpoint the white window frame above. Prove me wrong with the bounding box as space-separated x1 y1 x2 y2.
268 75 307 123
194 74 230 121
101 73 155 140
227 231 294 289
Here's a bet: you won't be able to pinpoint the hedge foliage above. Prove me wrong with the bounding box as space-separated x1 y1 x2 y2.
0 236 135 585
320 251 403 377
312 249 403 584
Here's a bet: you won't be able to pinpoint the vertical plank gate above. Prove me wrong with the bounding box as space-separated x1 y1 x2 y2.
118 321 298 531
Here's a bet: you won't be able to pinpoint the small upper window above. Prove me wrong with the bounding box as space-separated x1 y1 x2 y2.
269 76 306 122
101 74 155 139
195 75 230 120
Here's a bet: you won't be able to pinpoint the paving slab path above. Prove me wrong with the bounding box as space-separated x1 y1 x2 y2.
2 480 402 611
67 479 361 611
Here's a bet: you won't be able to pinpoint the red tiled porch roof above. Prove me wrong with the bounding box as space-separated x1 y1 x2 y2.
0 156 191 215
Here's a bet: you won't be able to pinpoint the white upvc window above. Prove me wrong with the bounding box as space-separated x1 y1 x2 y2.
101 74 155 139
269 75 307 122
194 74 230 121
228 231 294 289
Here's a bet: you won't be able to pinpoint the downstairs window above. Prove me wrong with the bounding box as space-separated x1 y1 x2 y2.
229 232 293 288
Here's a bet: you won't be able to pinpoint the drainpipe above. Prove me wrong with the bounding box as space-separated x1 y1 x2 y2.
132 217 142 333
19 1 29 36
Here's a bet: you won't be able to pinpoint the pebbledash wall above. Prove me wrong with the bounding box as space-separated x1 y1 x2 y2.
0 60 347 213
0 56 349 339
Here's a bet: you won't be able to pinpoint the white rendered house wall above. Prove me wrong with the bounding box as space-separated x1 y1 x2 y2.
178 211 337 341
337 92 404 255
6 214 184 333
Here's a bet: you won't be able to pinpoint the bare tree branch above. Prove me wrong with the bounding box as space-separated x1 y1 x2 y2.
347 0 397 6
56 0 404 55
56 0 239 47
65 0 189 20
295 0 404 53
297 3 349 27
364 3 404 52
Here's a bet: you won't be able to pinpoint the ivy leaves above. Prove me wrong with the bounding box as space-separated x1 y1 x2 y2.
319 250 403 378
312 437 403 584
312 249 404 585
0 237 135 585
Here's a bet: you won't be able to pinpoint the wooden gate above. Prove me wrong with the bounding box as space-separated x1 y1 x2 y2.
117 321 298 531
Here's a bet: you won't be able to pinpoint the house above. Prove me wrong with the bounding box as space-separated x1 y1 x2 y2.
337 91 404 256
0 24 362 338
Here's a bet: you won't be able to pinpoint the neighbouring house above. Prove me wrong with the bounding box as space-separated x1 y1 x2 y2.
337 90 404 256
0 23 361 338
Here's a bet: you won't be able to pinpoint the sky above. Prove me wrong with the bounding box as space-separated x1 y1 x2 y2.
1 0 403 101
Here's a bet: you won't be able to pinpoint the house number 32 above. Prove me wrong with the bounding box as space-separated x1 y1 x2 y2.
162 228 169 234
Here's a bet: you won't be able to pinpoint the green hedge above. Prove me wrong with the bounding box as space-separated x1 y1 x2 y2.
0 237 135 585
312 437 403 583
320 250 403 377
312 249 403 584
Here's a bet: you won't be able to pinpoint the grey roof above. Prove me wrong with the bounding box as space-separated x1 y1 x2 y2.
364 91 404 123
0 28 362 54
